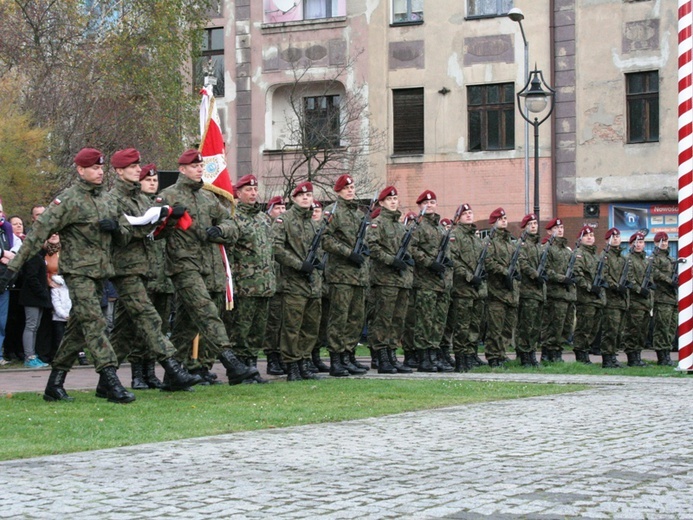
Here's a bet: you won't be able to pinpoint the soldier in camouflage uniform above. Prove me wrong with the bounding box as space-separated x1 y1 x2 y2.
222 175 276 383
621 232 651 366
600 228 630 368
448 203 488 372
310 200 331 373
409 190 454 372
159 149 257 385
516 213 545 367
272 181 324 381
106 149 202 393
322 174 370 376
484 208 520 368
540 218 577 363
400 211 420 368
0 148 134 403
366 186 414 374
651 232 678 366
571 226 608 366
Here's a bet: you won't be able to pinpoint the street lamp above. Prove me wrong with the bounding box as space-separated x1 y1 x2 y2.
517 67 556 222
508 7 530 215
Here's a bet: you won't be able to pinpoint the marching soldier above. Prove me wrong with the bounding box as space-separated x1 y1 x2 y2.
517 213 544 367
600 228 629 367
651 232 678 366
621 232 650 366
311 200 332 373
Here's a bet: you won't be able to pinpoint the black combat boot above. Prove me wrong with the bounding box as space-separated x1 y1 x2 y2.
626 351 645 367
328 351 350 377
130 361 149 390
540 348 550 363
488 358 506 369
143 360 164 389
656 350 676 366
403 350 419 369
527 351 540 367
388 349 413 373
43 369 74 402
553 350 564 363
376 348 397 374
634 351 647 367
601 354 622 368
190 367 221 385
286 361 302 382
299 359 324 380
100 366 136 404
311 348 331 373
160 357 204 390
342 351 368 375
245 357 270 384
349 350 369 371
518 352 533 368
369 347 379 370
472 349 488 366
417 349 438 373
434 348 454 372
218 349 258 385
454 354 471 373
440 346 455 368
266 352 285 375
574 350 592 365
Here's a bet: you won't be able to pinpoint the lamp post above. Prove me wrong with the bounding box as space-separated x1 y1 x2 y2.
508 7 530 215
517 67 556 222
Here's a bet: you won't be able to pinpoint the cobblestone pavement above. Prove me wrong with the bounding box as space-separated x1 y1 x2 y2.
1 372 691 519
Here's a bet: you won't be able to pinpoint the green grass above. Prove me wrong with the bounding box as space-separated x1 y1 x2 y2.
0 378 585 461
464 358 689 377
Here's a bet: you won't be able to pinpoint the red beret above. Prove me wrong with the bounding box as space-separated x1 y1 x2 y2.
334 174 354 192
404 211 417 221
236 175 258 189
267 196 284 208
629 232 645 244
178 149 203 165
541 235 550 244
489 207 506 224
654 231 669 243
370 207 381 219
378 186 397 201
292 181 313 197
74 148 104 167
312 200 323 209
521 213 538 228
460 203 472 212
139 163 157 181
604 227 620 240
416 190 436 204
545 218 563 230
578 225 594 238
111 148 141 169
440 218 452 227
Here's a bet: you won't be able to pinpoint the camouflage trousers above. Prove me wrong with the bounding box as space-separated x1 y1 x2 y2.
440 301 455 349
224 296 270 359
53 275 117 373
402 291 417 354
262 294 282 355
413 289 450 351
280 292 321 363
516 298 543 353
485 299 517 362
652 302 677 352
110 275 176 365
450 297 485 356
564 301 576 345
368 285 409 351
621 305 651 353
573 303 603 354
600 306 626 356
540 299 572 353
326 284 365 354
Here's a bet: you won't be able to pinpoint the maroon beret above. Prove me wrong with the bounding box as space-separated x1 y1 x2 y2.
139 163 157 181
489 207 506 225
440 218 452 227
604 227 620 240
74 148 104 168
334 174 354 192
378 186 397 201
654 231 669 243
578 225 595 238
370 207 381 219
292 181 313 197
416 190 436 204
404 211 417 221
267 196 284 208
178 149 203 165
460 203 472 212
312 200 323 209
629 232 645 244
521 213 538 228
545 218 563 230
236 174 258 189
541 235 551 244
111 148 141 169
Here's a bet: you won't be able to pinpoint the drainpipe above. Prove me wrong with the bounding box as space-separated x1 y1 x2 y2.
549 0 557 215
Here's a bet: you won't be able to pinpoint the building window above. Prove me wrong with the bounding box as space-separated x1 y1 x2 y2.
304 95 341 148
467 0 513 18
392 0 423 24
194 27 224 97
467 83 515 152
392 88 424 155
304 0 338 19
626 71 659 143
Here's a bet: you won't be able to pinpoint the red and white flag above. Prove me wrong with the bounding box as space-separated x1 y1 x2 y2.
199 85 234 198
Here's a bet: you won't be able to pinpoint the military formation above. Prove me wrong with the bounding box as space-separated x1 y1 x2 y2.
0 148 681 404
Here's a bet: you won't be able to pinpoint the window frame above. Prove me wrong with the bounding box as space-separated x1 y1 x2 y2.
195 27 225 97
467 82 515 152
391 0 424 25
303 94 341 149
303 0 337 20
392 87 425 156
626 70 659 144
466 0 513 19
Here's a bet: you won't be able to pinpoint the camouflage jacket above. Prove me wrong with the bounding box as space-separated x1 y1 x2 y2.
159 174 234 278
322 198 369 286
410 213 452 292
273 204 322 298
225 202 276 298
652 247 677 305
10 178 122 280
485 227 520 305
367 207 413 289
449 223 487 299
142 193 174 294
519 233 546 302
573 244 606 307
545 236 577 302
625 250 652 311
603 246 628 310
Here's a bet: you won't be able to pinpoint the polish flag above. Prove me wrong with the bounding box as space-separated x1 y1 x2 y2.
199 85 234 198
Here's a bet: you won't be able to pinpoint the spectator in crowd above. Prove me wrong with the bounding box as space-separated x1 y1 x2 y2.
50 274 71 359
0 199 16 365
9 216 25 250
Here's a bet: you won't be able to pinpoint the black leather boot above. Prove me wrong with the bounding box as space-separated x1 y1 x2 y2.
244 357 270 384
626 351 643 367
286 361 302 382
454 354 471 373
517 352 531 367
369 347 379 370
311 348 331 373
218 349 258 385
434 348 454 372
403 350 419 369
553 350 564 363
527 351 540 367
328 351 349 377
342 351 368 375
602 354 622 368
540 348 550 363
656 350 676 366
575 350 592 364
388 349 412 373
266 352 285 375
130 361 149 390
43 369 74 402
160 357 204 390
299 359 324 380
190 367 221 385
100 366 136 403
488 358 507 368
417 349 437 373
376 348 397 374
634 351 647 367
472 350 488 367
143 360 164 389
349 350 369 371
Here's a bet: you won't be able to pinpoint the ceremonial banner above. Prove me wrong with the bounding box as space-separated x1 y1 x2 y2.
199 85 234 199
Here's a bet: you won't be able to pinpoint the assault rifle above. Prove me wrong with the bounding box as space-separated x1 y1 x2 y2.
472 226 497 285
305 201 337 273
433 204 464 279
505 230 528 290
536 233 556 285
640 249 657 297
393 206 426 276
591 241 612 292
564 228 587 286
352 192 378 258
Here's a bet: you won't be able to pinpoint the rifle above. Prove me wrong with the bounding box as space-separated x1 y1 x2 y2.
672 258 686 285
592 241 611 291
505 230 528 289
536 233 556 284
564 229 587 285
352 192 378 258
473 227 497 285
305 201 337 272
393 206 426 275
433 204 464 279
640 248 657 296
